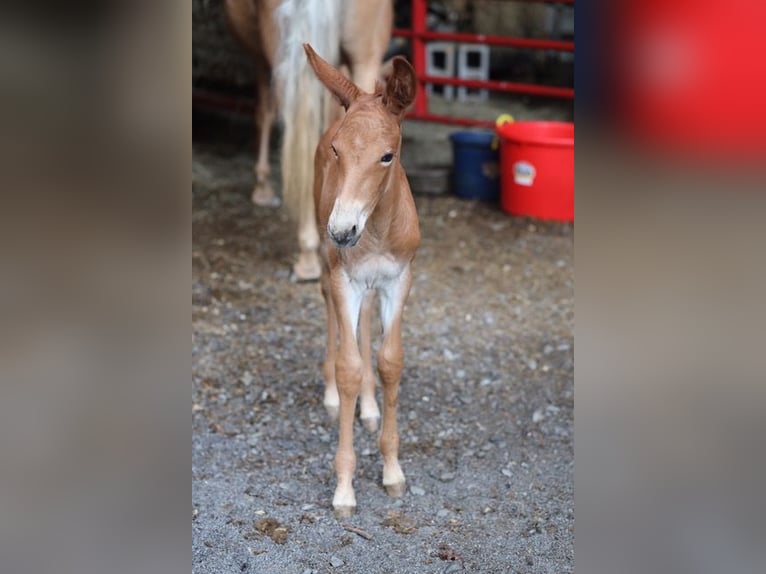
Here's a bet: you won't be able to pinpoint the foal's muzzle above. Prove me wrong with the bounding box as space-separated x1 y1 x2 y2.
328 224 360 248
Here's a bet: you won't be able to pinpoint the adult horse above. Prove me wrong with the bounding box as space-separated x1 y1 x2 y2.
225 0 393 280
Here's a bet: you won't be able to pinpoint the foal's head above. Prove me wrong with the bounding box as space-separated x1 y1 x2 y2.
304 44 416 248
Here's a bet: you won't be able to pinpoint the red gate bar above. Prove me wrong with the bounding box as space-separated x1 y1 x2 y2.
193 89 254 115
392 30 574 53
394 0 574 126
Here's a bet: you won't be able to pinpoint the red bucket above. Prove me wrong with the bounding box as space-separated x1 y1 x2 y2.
496 121 574 221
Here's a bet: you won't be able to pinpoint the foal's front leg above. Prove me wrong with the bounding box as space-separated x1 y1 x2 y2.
331 273 365 518
359 289 381 433
377 267 413 497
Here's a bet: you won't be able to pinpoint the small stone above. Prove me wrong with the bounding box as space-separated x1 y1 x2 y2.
240 371 254 386
361 447 372 456
480 378 492 387
527 359 538 370
443 349 456 361
439 472 456 482
410 485 426 496
543 344 554 355
455 369 465 379
502 468 513 477
437 508 450 518
301 504 315 511
448 209 458 218
557 342 571 351
532 408 545 423
329 555 344 568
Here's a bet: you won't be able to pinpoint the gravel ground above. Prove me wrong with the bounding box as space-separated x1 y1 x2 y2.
192 113 573 573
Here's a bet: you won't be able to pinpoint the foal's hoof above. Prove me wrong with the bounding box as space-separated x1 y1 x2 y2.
333 505 356 520
361 415 379 434
251 183 280 207
384 481 407 498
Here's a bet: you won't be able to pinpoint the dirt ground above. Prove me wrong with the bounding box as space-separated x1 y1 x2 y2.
192 108 573 573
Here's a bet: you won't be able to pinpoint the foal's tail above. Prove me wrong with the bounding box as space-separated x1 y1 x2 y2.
274 0 343 220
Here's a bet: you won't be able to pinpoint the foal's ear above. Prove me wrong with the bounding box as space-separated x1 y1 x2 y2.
304 43 360 110
383 56 417 118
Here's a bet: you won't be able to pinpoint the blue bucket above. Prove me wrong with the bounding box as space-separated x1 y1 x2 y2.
449 131 500 201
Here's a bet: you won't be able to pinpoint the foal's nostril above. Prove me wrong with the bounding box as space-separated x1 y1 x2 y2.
328 224 360 248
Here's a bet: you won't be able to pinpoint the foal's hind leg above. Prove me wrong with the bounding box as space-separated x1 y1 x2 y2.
358 289 381 433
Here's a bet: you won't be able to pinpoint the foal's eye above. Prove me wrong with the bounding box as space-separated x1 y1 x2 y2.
380 152 394 164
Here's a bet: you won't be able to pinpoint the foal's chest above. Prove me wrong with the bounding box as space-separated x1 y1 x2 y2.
345 253 405 288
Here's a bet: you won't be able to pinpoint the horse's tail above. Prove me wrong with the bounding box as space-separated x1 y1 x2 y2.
274 0 342 220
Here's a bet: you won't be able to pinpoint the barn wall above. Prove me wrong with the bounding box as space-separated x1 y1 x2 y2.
192 0 254 87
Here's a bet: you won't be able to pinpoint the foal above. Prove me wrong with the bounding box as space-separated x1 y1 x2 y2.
304 44 419 518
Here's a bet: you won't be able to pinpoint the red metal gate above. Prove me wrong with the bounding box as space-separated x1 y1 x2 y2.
394 0 574 127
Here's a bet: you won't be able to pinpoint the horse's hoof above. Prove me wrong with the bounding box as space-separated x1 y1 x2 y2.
384 481 406 498
361 415 379 434
292 253 321 282
333 505 356 520
251 184 280 207
325 404 339 422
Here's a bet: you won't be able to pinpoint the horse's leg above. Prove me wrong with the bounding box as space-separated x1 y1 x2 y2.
320 269 339 421
342 0 392 92
377 267 412 498
293 210 321 281
251 74 279 207
331 274 365 518
358 289 380 433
